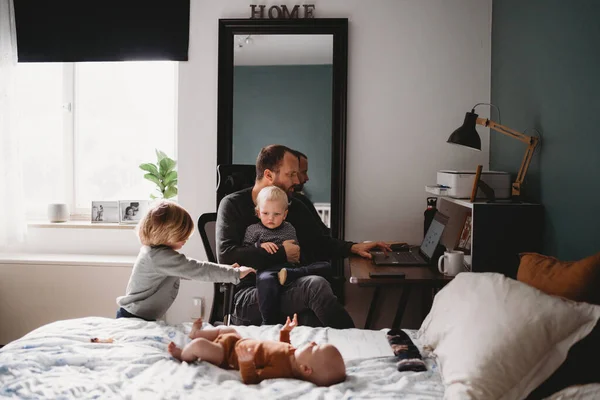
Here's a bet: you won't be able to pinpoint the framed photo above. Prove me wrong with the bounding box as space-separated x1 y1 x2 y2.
118 200 151 224
456 213 472 254
91 201 119 223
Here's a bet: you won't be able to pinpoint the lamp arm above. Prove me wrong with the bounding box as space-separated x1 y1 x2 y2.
475 117 540 197
475 118 531 144
512 139 539 196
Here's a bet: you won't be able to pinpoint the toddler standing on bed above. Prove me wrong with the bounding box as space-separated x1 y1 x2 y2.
243 186 333 325
116 200 255 321
168 314 346 386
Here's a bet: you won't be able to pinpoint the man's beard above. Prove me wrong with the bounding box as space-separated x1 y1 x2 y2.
293 183 304 193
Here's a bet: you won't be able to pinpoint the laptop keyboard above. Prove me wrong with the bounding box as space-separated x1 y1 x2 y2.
393 252 421 262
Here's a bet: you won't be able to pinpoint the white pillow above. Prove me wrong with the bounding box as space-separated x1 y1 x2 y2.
418 272 600 400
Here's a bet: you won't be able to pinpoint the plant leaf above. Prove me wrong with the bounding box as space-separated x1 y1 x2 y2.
150 193 157 200
163 171 177 186
164 186 178 199
159 158 176 176
144 173 164 190
156 149 168 163
139 163 159 176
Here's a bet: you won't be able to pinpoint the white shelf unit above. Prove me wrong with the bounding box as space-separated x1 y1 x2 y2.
435 197 544 278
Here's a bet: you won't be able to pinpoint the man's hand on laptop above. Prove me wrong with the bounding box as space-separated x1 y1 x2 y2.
283 240 300 263
351 241 392 259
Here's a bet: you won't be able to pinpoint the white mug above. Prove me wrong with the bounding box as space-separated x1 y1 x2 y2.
438 250 465 276
48 203 69 222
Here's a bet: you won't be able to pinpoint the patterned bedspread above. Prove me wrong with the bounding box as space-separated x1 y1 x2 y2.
0 317 445 399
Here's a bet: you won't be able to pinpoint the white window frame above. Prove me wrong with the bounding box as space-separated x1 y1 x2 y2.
35 62 179 220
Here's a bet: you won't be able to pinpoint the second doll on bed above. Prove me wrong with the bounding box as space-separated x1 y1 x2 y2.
168 314 346 386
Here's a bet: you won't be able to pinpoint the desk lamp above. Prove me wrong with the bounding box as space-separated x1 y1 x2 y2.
447 105 540 197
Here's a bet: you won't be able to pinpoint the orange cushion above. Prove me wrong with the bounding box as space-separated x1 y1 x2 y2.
517 252 600 305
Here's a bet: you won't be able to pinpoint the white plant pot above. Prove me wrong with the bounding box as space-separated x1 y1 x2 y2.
48 203 69 222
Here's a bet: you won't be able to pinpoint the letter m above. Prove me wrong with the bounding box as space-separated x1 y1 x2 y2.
281 5 300 19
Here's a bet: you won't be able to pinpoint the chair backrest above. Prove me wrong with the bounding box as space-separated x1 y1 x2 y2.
197 213 217 263
216 164 256 207
198 212 235 325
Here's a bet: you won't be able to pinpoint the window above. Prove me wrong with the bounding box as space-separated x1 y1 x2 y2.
14 62 178 219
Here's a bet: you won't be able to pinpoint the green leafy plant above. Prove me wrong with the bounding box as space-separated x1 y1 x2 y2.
139 150 178 199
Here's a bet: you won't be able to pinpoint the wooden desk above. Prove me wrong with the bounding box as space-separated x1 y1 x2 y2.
347 256 452 329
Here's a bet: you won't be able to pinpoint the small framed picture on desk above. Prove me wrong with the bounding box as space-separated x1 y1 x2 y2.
456 214 472 254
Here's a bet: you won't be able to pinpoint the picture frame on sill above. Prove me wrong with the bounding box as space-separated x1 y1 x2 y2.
91 201 119 223
456 213 472 255
118 200 150 224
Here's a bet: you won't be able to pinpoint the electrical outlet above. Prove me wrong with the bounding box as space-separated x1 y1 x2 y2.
191 297 203 320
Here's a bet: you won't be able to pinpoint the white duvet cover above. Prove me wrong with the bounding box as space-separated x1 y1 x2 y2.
0 317 444 399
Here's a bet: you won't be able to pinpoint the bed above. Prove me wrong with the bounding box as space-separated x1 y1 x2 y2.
2 273 600 399
0 317 445 399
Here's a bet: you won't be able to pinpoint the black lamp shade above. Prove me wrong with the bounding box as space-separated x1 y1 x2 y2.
447 111 482 150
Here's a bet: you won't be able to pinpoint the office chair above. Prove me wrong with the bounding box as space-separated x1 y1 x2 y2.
197 212 235 325
216 164 257 205
199 165 256 325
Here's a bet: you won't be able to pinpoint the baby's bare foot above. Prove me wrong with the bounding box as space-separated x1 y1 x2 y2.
189 317 203 339
168 341 183 361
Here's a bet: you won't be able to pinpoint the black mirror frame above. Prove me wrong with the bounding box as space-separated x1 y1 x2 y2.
217 18 349 241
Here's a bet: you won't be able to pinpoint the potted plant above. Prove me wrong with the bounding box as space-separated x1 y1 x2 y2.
139 149 178 199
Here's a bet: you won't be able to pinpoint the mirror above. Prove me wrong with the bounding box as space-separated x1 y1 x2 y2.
217 19 348 240
232 33 333 217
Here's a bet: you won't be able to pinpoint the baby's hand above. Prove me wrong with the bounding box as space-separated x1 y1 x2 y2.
238 266 256 279
260 242 279 254
282 313 298 332
231 263 240 268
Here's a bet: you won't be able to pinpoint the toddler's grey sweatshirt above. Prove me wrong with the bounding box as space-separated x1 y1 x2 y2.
117 245 240 320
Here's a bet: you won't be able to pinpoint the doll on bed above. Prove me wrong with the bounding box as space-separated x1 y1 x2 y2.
168 314 346 386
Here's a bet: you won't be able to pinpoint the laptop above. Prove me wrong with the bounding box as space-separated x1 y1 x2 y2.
371 212 449 266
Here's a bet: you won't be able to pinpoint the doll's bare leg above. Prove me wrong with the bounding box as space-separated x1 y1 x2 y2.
189 317 204 339
168 339 225 365
189 326 238 340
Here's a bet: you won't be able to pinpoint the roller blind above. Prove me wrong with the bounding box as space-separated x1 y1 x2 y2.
14 0 190 62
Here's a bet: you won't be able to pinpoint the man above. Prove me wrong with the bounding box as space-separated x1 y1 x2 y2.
216 144 390 328
291 150 330 235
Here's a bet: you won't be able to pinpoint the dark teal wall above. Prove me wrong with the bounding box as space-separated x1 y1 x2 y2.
491 0 600 260
232 65 332 203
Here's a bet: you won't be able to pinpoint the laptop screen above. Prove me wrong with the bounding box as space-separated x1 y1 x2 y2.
420 212 449 259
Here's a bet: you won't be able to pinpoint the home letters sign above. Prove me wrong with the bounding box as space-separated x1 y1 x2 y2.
250 4 316 19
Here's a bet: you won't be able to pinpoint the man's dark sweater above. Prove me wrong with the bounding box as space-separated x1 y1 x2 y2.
216 187 354 290
292 192 331 236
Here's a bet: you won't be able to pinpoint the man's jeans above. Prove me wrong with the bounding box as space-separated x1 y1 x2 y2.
230 275 355 329
256 261 333 325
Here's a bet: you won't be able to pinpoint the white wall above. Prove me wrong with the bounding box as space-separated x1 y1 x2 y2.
10 0 491 327
176 0 491 324
0 261 132 344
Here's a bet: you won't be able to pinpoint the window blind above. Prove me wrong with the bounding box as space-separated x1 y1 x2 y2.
14 0 190 62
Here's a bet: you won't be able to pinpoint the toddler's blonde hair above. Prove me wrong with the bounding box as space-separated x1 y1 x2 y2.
137 201 194 246
255 186 289 211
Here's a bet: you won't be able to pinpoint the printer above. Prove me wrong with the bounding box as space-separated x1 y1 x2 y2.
428 170 511 199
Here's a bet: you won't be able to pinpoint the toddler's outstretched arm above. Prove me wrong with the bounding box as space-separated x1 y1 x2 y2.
153 248 255 284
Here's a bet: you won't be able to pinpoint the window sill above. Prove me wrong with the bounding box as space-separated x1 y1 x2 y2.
28 221 136 230
0 252 136 267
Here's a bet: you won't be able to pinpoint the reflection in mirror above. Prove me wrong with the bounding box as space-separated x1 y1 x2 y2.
232 34 333 231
